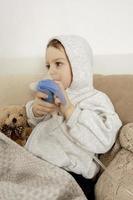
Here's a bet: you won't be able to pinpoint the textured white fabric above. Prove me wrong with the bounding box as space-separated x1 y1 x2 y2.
0 131 86 200
25 35 122 178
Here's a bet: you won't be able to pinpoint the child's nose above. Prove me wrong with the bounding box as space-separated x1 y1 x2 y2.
49 66 56 76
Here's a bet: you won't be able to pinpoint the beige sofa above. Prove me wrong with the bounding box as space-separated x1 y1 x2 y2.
1 74 133 199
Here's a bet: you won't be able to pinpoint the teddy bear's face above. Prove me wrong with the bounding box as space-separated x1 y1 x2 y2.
0 105 29 142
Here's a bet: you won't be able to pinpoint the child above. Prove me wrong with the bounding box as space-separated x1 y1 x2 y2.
25 35 122 199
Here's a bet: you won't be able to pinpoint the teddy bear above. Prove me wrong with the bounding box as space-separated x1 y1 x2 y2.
95 124 133 200
0 105 32 146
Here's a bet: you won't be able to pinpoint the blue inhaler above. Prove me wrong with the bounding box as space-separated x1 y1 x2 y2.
36 79 66 105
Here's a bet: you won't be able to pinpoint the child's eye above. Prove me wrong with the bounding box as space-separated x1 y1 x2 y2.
55 62 63 67
46 64 50 69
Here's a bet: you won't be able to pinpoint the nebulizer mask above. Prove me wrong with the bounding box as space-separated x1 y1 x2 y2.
30 73 66 105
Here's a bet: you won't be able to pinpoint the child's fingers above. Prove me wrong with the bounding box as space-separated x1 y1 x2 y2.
36 91 48 99
33 103 57 117
54 97 61 106
36 98 56 109
34 108 47 116
37 105 56 113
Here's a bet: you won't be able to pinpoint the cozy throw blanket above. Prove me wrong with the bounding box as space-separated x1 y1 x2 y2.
0 132 86 200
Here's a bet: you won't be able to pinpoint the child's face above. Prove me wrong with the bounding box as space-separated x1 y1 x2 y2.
45 46 72 89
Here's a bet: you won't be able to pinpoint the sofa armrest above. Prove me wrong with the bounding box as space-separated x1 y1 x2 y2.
119 123 133 153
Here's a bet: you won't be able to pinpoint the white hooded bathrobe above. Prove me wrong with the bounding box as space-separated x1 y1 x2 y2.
25 35 122 179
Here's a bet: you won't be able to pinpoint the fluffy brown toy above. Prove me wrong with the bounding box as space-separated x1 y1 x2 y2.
0 105 32 146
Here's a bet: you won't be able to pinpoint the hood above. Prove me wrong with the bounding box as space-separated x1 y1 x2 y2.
47 35 95 103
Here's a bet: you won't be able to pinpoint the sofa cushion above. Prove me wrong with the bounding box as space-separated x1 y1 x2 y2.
94 75 133 124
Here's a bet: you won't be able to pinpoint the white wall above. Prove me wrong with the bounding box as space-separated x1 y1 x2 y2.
0 0 133 74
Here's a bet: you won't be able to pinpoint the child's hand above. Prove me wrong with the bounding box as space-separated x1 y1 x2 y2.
54 81 75 120
32 91 57 117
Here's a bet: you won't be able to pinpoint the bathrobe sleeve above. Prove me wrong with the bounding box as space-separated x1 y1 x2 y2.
66 92 122 154
25 100 51 127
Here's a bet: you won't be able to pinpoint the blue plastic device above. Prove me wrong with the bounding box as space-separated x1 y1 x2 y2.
36 79 66 105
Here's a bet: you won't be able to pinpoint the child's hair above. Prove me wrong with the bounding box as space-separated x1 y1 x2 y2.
47 39 64 50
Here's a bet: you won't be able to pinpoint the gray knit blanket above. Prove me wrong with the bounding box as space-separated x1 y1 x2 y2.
0 132 86 200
